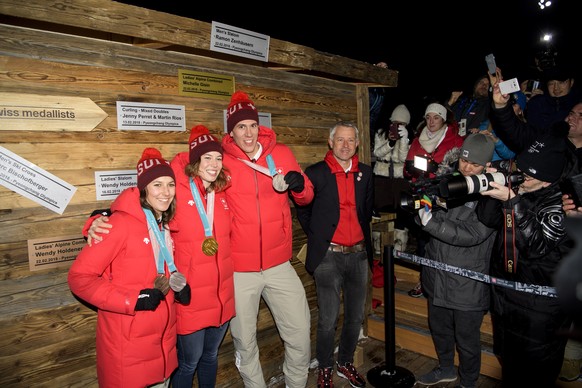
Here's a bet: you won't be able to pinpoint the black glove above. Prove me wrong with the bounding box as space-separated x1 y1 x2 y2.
90 209 111 217
135 288 165 311
174 283 191 304
284 171 305 193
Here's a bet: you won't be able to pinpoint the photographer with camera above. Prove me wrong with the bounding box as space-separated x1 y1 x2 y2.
414 133 497 387
478 74 574 385
403 102 464 297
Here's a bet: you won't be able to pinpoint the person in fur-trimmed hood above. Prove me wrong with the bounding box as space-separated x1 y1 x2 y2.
403 102 465 298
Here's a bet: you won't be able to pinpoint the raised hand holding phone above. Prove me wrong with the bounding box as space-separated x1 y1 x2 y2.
491 68 510 108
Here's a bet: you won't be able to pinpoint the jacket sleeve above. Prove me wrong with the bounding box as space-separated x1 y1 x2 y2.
373 132 393 160
490 102 540 154
508 191 567 257
394 138 410 164
289 169 314 205
423 205 495 247
295 168 315 234
68 218 139 315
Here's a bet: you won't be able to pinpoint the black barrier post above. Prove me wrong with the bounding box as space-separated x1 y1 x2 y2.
367 245 416 387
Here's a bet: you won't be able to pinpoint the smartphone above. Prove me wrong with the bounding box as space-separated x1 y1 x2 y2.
525 79 540 94
499 78 520 95
485 53 496 75
388 122 401 139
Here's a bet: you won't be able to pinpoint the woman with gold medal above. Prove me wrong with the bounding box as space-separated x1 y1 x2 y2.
84 125 235 387
168 125 235 388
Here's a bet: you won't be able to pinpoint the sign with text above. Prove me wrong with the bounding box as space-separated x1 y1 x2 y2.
0 93 107 131
179 70 234 99
116 101 185 131
95 170 136 200
0 146 77 214
210 21 269 62
28 235 86 271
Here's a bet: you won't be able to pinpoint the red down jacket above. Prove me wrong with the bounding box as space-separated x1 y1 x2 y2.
221 125 314 271
68 187 177 388
169 152 235 335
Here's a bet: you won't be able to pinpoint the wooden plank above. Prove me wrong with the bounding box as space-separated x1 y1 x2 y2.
0 0 398 86
0 93 107 131
367 319 502 380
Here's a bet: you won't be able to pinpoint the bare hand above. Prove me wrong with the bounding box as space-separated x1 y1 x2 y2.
562 194 582 216
480 181 515 201
87 216 112 247
489 68 510 108
448 91 463 106
480 129 499 142
530 88 544 98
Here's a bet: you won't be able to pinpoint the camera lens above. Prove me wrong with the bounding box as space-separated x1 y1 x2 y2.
440 172 506 198
399 191 421 211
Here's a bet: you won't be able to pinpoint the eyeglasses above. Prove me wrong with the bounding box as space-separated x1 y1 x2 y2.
517 170 535 181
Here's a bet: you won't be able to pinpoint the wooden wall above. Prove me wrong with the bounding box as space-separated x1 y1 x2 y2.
0 1 397 386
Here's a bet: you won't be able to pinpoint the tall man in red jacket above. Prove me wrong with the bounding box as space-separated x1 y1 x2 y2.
222 91 314 388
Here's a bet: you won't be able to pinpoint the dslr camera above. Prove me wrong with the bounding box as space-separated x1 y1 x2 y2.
400 170 525 213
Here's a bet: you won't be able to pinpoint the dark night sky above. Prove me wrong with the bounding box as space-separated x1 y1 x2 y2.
120 0 578 122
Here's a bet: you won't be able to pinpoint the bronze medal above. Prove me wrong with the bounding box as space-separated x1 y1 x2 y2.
154 274 170 295
202 237 218 256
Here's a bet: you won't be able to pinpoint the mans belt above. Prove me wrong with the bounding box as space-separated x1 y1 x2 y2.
328 241 365 253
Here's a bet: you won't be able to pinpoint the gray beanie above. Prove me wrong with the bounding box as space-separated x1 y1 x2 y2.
390 104 411 125
460 133 495 166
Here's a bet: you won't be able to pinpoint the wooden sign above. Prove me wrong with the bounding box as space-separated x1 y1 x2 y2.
0 93 108 131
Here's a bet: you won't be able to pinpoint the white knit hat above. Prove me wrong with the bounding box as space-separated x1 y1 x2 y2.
425 103 447 121
390 104 411 125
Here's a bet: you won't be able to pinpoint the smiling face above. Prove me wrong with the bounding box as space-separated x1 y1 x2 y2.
546 78 574 98
197 151 223 188
566 103 582 148
230 119 259 158
145 176 176 218
329 125 358 166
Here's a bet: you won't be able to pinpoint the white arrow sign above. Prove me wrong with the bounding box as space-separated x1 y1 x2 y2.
0 93 107 131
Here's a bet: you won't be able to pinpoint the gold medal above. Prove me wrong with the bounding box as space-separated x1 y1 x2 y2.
202 237 218 256
154 274 170 295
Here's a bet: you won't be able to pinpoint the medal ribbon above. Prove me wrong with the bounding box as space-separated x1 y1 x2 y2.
143 208 177 274
189 178 214 238
237 154 277 177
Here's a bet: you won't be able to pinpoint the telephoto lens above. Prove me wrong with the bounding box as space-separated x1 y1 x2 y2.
440 172 507 198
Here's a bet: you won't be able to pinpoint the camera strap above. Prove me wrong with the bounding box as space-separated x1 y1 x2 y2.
503 208 517 273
